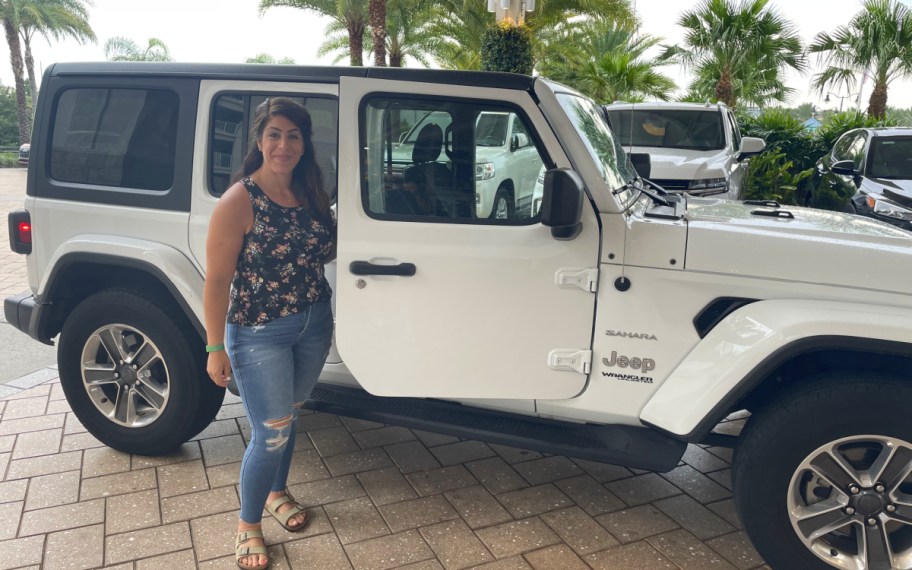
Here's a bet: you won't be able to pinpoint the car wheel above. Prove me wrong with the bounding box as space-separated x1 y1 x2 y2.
58 289 223 455
733 373 912 570
491 186 514 220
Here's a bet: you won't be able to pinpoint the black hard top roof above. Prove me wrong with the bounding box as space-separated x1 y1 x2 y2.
46 62 537 92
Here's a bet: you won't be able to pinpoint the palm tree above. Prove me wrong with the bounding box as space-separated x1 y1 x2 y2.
539 20 676 103
103 36 172 61
246 53 295 64
19 0 95 105
384 0 435 67
809 0 912 119
431 0 633 72
426 1 488 70
1 0 34 144
369 0 385 66
665 0 806 108
259 0 368 66
317 0 435 67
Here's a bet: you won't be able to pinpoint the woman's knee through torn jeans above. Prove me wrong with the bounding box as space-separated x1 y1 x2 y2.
225 301 333 524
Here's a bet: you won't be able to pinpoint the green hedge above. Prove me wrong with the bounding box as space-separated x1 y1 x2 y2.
739 110 897 210
0 152 20 168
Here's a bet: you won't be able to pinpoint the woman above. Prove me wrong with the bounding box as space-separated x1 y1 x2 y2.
203 97 335 570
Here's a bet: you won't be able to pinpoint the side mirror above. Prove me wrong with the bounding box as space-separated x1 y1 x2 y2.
628 153 651 179
736 136 765 161
510 133 529 152
542 168 584 240
831 159 858 176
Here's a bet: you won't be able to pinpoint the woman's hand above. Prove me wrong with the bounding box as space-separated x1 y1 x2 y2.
207 351 232 388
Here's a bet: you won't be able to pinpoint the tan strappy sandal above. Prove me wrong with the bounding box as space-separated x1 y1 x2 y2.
235 528 269 570
265 491 309 532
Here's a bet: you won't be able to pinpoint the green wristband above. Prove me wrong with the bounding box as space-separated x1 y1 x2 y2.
206 344 225 353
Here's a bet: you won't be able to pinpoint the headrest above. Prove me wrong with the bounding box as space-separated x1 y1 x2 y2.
412 123 443 164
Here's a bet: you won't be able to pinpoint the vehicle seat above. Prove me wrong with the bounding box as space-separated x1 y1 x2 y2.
392 123 454 216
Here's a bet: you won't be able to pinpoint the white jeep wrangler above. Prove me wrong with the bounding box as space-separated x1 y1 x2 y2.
6 62 912 570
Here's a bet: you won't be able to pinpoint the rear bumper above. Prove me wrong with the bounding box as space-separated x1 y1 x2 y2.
3 292 53 345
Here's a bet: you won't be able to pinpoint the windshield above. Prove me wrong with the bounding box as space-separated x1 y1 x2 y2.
476 113 509 146
868 137 912 179
556 93 635 193
606 109 725 151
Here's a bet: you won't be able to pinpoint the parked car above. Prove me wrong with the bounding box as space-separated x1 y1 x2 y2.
6 62 912 570
805 127 912 230
392 110 544 219
604 101 765 199
17 143 29 165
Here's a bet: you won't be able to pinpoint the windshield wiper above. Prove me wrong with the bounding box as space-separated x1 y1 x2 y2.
614 176 671 207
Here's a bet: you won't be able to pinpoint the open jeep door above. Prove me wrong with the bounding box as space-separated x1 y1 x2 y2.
334 75 600 400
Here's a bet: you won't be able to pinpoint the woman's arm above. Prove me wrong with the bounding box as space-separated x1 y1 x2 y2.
203 183 252 387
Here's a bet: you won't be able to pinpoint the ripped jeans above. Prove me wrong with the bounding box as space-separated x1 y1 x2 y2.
225 301 334 524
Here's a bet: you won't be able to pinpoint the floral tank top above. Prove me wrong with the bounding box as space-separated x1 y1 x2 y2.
228 177 335 326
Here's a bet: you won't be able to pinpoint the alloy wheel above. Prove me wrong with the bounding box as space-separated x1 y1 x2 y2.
788 435 912 570
80 323 171 428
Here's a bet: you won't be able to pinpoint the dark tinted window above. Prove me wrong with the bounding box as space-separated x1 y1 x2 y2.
50 88 179 190
832 132 858 162
209 94 338 199
868 137 912 179
606 108 725 150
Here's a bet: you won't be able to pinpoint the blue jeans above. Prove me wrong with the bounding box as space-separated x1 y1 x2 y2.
225 301 333 524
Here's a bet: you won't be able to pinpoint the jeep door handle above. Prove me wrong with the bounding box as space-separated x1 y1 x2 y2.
350 261 417 276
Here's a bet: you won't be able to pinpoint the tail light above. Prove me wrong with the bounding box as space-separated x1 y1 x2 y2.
8 209 32 254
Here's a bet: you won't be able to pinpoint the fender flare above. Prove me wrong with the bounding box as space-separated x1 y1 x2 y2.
35 236 205 339
640 299 912 441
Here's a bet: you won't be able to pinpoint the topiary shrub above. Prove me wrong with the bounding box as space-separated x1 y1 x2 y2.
481 21 533 75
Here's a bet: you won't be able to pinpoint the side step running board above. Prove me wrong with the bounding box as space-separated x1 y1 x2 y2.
305 384 686 473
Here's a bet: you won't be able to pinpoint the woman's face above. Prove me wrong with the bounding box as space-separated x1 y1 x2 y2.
258 115 305 175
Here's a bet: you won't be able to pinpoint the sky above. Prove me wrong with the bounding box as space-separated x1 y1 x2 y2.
3 0 912 110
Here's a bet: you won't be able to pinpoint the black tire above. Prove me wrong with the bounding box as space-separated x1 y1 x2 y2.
491 186 514 220
58 288 223 455
733 373 912 570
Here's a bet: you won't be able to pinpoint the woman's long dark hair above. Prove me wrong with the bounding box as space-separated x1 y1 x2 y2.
234 97 331 223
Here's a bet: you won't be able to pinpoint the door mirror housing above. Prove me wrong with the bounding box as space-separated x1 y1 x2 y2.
831 160 858 176
510 132 529 152
541 168 584 240
737 136 766 161
628 153 651 179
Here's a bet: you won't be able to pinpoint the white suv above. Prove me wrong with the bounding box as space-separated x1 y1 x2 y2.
604 101 765 198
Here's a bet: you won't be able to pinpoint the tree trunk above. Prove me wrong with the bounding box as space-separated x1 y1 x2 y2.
23 32 36 108
390 52 402 67
867 82 888 119
4 18 30 144
714 70 735 108
369 0 387 67
348 21 365 66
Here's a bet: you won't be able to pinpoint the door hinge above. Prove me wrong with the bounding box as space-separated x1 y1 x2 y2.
556 268 598 293
548 349 592 374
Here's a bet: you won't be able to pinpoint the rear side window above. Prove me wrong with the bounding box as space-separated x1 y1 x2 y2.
209 93 338 200
50 88 179 191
